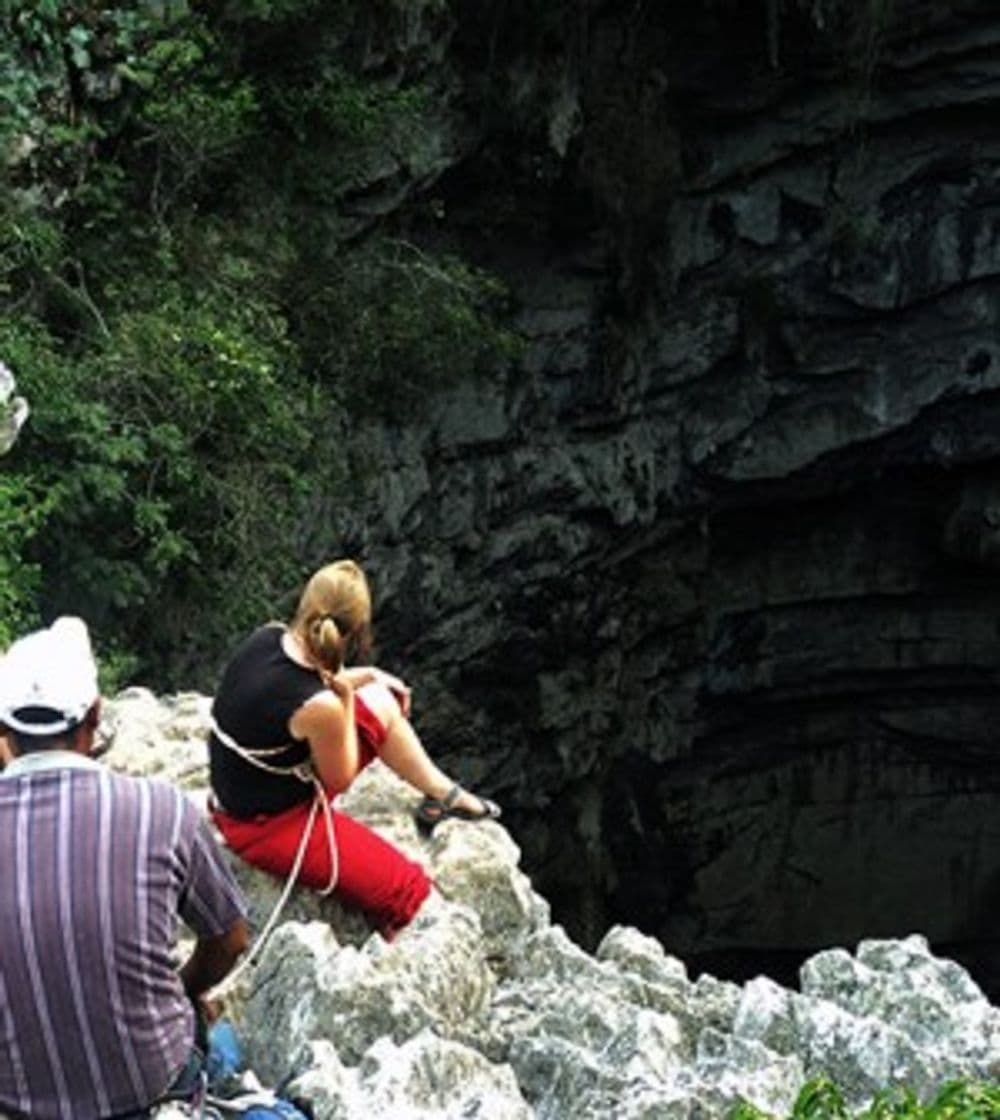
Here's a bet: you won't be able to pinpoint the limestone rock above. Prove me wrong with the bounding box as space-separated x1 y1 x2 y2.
239 897 496 1080
105 691 1000 1119
289 1032 533 1120
0 360 28 455
101 687 213 803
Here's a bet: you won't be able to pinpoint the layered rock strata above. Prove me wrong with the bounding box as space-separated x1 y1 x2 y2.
314 0 1000 991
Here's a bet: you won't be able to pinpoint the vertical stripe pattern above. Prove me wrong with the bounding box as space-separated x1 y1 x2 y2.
56 770 109 1116
0 767 246 1120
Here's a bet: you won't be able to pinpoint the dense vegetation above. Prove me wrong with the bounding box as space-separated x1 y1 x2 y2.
0 0 516 685
0 0 909 686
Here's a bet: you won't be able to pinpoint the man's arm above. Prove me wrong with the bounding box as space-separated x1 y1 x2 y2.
178 918 250 1001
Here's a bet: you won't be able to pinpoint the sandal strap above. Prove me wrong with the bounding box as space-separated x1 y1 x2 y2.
441 783 463 809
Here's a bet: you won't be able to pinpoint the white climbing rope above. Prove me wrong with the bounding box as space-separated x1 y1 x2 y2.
206 716 340 999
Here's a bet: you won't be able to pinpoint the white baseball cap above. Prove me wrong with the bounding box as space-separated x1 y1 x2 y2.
0 617 100 735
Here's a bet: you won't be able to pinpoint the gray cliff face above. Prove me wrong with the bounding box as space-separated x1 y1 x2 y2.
317 2 1000 992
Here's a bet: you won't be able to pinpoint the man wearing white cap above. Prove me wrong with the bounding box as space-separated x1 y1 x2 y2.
0 617 250 1120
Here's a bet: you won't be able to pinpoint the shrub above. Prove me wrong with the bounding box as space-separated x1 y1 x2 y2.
729 1075 1000 1120
0 0 520 684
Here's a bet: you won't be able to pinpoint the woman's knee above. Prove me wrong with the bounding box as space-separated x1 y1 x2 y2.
356 680 401 727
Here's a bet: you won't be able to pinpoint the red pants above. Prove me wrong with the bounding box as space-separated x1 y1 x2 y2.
212 691 431 937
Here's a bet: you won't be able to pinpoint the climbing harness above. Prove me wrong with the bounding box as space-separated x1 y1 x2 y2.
206 715 340 996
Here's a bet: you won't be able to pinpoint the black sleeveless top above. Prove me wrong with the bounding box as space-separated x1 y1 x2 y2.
208 625 325 817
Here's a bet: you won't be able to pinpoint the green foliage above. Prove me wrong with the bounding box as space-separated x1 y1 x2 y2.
268 61 428 146
294 238 521 420
95 643 142 698
728 1076 1000 1120
793 1079 851 1120
0 193 63 281
0 2 182 168
0 0 520 684
0 260 315 683
0 3 69 147
130 21 260 222
0 472 47 647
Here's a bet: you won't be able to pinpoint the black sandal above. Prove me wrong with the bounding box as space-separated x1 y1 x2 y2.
416 783 502 833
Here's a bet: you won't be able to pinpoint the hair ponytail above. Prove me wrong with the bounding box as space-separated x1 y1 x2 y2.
291 558 374 671
306 614 345 673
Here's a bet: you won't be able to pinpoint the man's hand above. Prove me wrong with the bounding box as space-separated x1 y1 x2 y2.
178 918 250 1002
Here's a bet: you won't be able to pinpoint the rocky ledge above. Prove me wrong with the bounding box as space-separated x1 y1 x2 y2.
104 689 1000 1119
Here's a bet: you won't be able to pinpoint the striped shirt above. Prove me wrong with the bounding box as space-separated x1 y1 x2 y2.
0 752 247 1120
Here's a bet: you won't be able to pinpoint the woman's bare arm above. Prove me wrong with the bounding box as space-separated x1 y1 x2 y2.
341 665 412 717
289 678 361 793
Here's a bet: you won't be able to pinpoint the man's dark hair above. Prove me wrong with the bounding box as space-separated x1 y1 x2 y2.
4 707 82 755
9 730 77 755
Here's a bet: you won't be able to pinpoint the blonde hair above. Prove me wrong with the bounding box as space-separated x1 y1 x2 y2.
290 559 373 673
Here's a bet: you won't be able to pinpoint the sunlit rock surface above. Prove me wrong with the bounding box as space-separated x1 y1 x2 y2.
105 692 1000 1118
0 361 28 455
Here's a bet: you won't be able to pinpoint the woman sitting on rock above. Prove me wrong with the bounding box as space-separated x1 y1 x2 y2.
207 558 500 938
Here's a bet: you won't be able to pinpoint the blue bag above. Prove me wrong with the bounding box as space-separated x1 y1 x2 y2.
242 1105 308 1119
204 1019 309 1118
206 1020 243 1085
